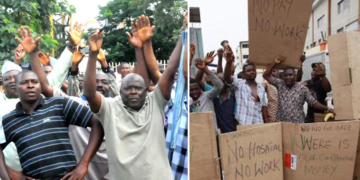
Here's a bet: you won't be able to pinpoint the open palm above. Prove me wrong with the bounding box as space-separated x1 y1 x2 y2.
66 22 84 46
15 26 41 53
137 15 155 42
126 22 143 48
89 30 104 52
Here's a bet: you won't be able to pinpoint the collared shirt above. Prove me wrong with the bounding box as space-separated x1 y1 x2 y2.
1 96 93 179
96 85 173 180
262 80 279 123
233 79 266 125
268 77 317 123
165 91 188 180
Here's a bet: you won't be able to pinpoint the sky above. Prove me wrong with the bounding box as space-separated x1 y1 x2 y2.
67 0 111 23
189 0 249 54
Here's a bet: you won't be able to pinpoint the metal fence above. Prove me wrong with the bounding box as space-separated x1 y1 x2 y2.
108 60 168 73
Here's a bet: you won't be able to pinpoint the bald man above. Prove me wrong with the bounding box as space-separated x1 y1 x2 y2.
83 28 182 180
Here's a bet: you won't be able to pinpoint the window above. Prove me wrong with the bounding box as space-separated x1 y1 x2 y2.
345 21 358 31
338 0 349 14
317 15 325 29
337 27 344 33
242 44 249 48
243 55 249 59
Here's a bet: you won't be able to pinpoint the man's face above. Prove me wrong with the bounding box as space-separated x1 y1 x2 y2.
283 69 296 87
3 70 20 98
272 69 279 78
120 74 147 111
311 69 317 80
244 65 256 81
43 66 53 76
120 64 131 78
16 72 41 103
78 76 84 92
190 83 202 100
96 72 110 97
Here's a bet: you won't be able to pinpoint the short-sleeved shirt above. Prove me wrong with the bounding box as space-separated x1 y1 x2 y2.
233 79 267 125
268 77 317 123
1 96 93 179
95 85 173 180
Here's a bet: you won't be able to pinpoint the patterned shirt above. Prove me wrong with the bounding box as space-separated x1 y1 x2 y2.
233 79 267 125
262 80 278 123
268 77 317 123
1 96 93 179
165 91 188 180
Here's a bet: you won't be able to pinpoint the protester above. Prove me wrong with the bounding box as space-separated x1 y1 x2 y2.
83 13 185 179
297 58 332 123
262 69 279 123
263 56 335 123
224 47 269 125
116 63 131 87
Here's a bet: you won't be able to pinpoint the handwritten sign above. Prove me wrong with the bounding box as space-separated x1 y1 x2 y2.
283 121 360 180
248 0 313 68
219 123 283 180
189 112 221 180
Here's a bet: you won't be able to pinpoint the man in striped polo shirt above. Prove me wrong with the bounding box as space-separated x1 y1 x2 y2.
0 71 104 178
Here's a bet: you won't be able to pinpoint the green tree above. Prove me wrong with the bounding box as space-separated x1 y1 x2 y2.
0 0 75 67
97 0 187 63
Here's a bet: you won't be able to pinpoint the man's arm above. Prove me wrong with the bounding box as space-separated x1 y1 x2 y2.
262 107 269 123
195 68 206 91
61 115 104 180
158 36 183 100
183 39 188 81
14 45 26 65
83 30 104 113
47 22 84 88
224 52 234 84
217 48 224 74
196 60 223 99
296 55 305 82
0 148 10 180
321 76 332 92
263 56 285 84
126 20 150 87
136 15 162 84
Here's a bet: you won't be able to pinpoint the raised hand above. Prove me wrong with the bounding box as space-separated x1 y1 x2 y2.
183 12 188 30
14 44 26 61
126 22 143 48
204 51 217 65
275 55 285 64
300 54 306 63
72 50 86 65
66 21 84 46
97 48 106 63
38 51 50 65
217 48 224 57
195 59 206 70
224 51 235 62
88 29 104 52
15 26 41 53
190 43 196 57
136 15 155 42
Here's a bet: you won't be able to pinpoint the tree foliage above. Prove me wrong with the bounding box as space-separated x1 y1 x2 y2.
97 0 187 63
0 0 75 66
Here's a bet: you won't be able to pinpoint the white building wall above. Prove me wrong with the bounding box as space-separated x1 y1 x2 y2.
331 0 359 34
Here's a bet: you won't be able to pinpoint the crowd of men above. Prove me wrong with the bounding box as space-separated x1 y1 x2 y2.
0 13 188 180
189 40 335 133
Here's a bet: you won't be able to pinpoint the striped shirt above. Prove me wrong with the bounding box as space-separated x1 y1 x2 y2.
1 96 93 179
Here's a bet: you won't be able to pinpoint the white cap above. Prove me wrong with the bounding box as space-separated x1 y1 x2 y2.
1 61 22 77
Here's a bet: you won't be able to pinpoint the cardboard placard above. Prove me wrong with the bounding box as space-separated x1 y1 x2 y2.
248 0 313 68
189 112 221 180
283 121 360 180
219 123 283 180
328 32 360 120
